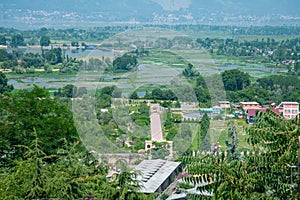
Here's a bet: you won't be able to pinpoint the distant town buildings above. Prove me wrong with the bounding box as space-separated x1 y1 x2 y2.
244 101 299 123
169 100 299 123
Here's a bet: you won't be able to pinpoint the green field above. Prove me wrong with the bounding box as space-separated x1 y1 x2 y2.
189 119 252 153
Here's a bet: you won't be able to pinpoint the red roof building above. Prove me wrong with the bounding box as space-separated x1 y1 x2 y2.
247 108 280 124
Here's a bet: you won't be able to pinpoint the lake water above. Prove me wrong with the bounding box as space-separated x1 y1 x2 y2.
7 48 116 89
8 64 286 90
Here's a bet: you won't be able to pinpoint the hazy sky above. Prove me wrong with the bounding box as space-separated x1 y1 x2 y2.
1 0 299 29
151 0 192 11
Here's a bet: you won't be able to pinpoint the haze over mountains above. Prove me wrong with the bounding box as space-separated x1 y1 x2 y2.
1 0 299 29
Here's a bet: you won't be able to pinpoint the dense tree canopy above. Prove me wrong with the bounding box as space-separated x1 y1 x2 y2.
196 37 300 62
0 85 150 199
57 84 77 98
150 88 177 101
21 52 45 68
0 49 11 62
182 63 199 77
194 86 211 107
255 75 300 103
257 74 300 91
221 69 250 91
0 135 107 199
226 86 272 104
0 72 13 93
199 113 210 151
196 75 207 88
55 84 88 98
112 54 137 71
44 48 63 64
40 35 51 46
11 34 25 47
0 86 79 167
101 169 152 200
294 61 300 75
0 44 83 74
0 35 6 45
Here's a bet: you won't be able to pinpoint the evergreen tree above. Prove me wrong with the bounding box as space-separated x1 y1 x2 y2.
226 121 239 160
0 132 108 199
200 113 210 151
246 110 300 199
112 54 137 71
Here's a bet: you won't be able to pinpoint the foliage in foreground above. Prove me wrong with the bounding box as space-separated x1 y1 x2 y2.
0 86 153 199
181 111 300 199
0 132 151 200
0 72 13 94
0 133 107 199
0 86 79 167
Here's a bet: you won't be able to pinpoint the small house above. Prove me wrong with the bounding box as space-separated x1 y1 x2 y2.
277 102 299 119
240 102 260 111
218 101 231 110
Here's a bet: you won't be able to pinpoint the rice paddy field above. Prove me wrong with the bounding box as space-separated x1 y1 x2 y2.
7 47 288 93
7 27 289 91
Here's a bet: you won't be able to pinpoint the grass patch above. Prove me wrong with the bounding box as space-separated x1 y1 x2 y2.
218 119 252 152
189 119 252 152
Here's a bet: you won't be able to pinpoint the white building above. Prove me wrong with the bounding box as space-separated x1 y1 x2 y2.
134 159 181 194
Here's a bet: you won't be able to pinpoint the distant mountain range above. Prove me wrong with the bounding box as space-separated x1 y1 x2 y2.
0 0 299 29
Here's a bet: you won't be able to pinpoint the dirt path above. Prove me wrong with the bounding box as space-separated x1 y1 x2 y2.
150 104 164 142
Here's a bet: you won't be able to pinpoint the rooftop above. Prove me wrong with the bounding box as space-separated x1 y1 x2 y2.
218 101 230 104
247 108 281 117
279 102 299 105
240 102 259 105
134 159 181 193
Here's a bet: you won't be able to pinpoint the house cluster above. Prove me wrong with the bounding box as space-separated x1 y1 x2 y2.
236 101 299 124
211 100 299 123
169 100 299 123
